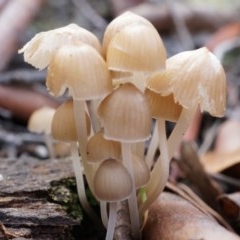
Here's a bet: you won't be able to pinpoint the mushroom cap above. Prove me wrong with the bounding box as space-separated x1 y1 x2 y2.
18 23 102 70
161 47 226 117
102 11 154 58
98 83 152 142
51 99 90 142
107 23 166 73
87 130 121 163
145 88 182 122
94 159 133 202
46 43 112 100
28 106 55 134
132 154 150 189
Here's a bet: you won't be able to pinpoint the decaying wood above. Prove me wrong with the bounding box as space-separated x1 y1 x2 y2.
0 157 80 239
0 0 45 71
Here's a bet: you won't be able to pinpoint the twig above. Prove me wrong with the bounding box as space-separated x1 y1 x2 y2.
164 0 194 50
71 0 107 31
0 221 18 239
0 68 46 84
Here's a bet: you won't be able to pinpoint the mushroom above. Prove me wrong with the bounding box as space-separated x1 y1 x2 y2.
140 47 226 214
106 23 166 91
18 23 102 70
86 130 121 227
102 11 154 58
94 159 133 240
51 99 99 222
98 83 151 239
28 106 56 159
46 43 112 197
145 72 183 168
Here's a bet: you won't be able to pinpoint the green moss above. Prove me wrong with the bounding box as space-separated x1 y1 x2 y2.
49 177 83 221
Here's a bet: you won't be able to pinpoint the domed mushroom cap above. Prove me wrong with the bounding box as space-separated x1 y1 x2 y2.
98 83 152 142
107 23 166 73
132 154 150 189
18 23 102 70
51 99 90 142
87 131 121 163
102 11 154 58
161 47 226 117
46 43 112 100
94 159 133 202
28 106 55 134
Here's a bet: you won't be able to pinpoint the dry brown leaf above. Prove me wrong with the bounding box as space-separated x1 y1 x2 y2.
143 192 240 240
201 120 240 173
218 192 240 220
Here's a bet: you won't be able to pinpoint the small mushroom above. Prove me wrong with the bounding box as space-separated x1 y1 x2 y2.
51 99 98 222
98 83 151 239
94 159 133 240
28 106 55 159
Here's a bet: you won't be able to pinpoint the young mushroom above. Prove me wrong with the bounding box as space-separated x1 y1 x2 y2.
86 130 121 227
28 106 56 159
98 82 152 239
94 159 133 240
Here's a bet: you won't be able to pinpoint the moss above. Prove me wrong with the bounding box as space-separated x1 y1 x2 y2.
49 177 83 221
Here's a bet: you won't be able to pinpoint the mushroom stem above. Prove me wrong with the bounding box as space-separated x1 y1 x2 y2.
70 142 99 223
44 133 55 159
145 121 158 168
100 200 108 228
86 99 101 133
106 202 117 240
121 142 141 240
72 99 100 224
73 99 95 191
140 106 197 214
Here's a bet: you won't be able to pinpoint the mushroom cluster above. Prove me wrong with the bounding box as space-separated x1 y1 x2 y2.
19 11 226 240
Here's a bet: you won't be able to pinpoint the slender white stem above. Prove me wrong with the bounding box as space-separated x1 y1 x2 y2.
140 118 169 215
121 142 141 240
70 142 99 223
73 99 95 192
100 201 108 228
72 99 100 224
106 202 117 240
140 107 197 214
86 99 101 133
44 134 55 159
145 122 159 168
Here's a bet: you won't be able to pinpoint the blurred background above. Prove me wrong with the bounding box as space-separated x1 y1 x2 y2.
0 0 240 171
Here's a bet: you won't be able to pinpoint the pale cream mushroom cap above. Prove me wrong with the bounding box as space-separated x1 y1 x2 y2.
107 23 166 73
161 47 226 117
94 159 133 202
87 130 121 163
28 106 55 135
51 99 90 142
46 43 112 100
19 23 102 70
98 83 152 142
102 11 154 58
